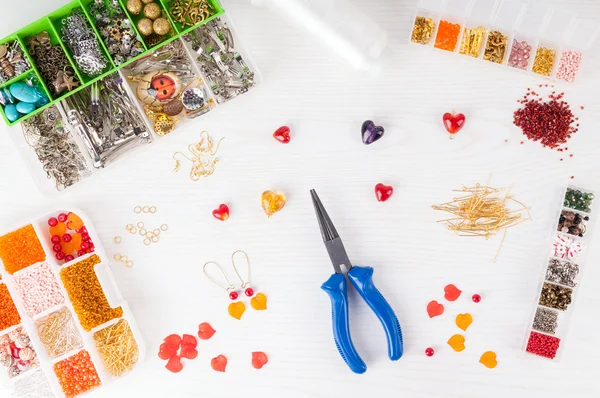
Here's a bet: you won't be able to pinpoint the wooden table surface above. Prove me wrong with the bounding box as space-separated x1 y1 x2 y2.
1 0 600 397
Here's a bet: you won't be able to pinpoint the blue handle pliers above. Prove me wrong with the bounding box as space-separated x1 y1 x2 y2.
310 189 403 374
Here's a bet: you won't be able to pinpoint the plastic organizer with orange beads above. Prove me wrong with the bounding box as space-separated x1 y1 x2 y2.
0 208 144 398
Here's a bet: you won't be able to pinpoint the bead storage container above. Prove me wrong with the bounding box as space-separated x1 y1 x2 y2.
523 185 596 361
409 0 600 83
0 0 226 126
4 8 258 195
0 209 145 397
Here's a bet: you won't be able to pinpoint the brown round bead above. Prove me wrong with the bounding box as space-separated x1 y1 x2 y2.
137 18 154 36
143 2 162 20
126 0 142 15
153 18 171 36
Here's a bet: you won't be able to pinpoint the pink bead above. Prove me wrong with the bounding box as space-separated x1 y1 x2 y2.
57 213 68 223
77 250 86 256
80 242 89 251
81 232 90 241
51 235 61 244
62 234 72 243
245 287 254 297
13 262 65 317
48 217 58 227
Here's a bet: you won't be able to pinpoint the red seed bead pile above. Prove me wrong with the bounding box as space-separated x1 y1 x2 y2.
526 331 560 359
48 213 94 265
53 350 101 398
0 224 46 275
513 88 579 150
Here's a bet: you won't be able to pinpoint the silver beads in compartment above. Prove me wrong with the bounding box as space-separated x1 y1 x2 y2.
61 11 109 77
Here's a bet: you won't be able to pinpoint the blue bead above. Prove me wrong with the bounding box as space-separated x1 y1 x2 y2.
9 82 39 103
16 101 36 114
4 104 20 122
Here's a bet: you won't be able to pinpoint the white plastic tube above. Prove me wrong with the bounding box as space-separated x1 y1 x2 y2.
251 0 388 75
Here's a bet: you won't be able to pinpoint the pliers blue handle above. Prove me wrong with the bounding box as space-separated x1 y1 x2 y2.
322 266 403 374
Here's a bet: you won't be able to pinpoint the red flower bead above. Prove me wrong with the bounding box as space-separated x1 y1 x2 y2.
56 252 65 261
229 291 239 300
57 213 68 223
48 217 58 227
51 235 61 244
62 234 72 243
245 287 254 297
65 255 74 262
52 244 62 253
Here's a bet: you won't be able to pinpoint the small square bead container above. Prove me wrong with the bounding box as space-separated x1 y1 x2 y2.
481 0 524 66
0 208 145 397
556 19 600 83
523 184 596 361
409 0 444 47
408 0 599 84
432 0 469 53
5 10 259 196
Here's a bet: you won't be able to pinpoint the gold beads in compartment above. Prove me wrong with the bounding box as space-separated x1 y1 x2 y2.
134 1 173 40
483 30 508 64
143 2 162 20
532 46 556 76
411 16 436 45
127 0 142 15
137 18 154 36
153 18 171 36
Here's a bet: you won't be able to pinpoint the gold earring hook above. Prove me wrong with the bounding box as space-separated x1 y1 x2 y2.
231 250 252 288
203 261 235 292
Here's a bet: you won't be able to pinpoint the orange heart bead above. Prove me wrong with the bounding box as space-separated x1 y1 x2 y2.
447 334 466 352
479 351 498 368
250 293 267 311
228 302 246 320
455 313 473 331
261 190 286 217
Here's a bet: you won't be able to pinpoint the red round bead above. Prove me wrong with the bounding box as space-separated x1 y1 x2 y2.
62 234 72 243
88 243 95 251
56 252 65 261
57 213 68 223
77 250 86 256
472 294 481 303
52 244 62 253
425 347 434 357
80 242 89 251
245 287 254 297
64 255 74 262
229 291 239 300
81 232 90 241
48 217 58 227
51 235 61 244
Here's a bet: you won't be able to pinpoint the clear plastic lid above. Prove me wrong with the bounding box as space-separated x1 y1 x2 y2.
540 9 576 43
443 0 471 18
468 0 498 24
492 0 526 30
516 2 552 38
417 0 445 11
564 17 600 49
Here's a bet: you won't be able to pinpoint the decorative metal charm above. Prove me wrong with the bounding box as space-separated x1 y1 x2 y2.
61 10 109 77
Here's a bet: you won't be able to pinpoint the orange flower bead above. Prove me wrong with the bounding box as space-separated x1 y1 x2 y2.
434 20 462 52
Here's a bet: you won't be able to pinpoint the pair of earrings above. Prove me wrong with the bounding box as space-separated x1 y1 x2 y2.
204 250 268 320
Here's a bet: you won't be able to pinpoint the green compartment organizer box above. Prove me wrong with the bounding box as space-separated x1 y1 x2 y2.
0 0 224 126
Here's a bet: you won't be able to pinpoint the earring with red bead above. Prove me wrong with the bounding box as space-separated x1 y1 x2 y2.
232 250 267 311
203 261 246 320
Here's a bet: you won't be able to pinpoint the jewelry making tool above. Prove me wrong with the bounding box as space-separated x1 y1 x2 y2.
310 189 403 374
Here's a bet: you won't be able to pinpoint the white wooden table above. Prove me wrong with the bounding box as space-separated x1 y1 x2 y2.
1 0 600 397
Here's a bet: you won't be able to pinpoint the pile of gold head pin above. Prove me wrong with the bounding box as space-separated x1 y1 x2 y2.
173 131 223 181
432 179 531 262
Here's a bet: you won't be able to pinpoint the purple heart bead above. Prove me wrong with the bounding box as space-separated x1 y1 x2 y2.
361 120 384 145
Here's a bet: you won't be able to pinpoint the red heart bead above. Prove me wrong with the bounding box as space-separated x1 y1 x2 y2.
211 355 228 372
212 204 230 221
426 300 444 318
375 183 394 202
251 351 269 369
444 284 462 302
273 126 291 144
442 112 466 135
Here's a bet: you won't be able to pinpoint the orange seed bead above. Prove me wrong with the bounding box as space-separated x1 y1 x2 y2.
434 20 462 52
0 224 46 274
